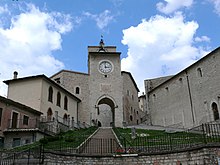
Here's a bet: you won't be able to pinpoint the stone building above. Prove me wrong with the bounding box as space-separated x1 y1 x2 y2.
145 47 220 128
51 40 144 127
4 40 144 128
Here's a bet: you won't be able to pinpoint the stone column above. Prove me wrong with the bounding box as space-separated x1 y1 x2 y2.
54 111 59 133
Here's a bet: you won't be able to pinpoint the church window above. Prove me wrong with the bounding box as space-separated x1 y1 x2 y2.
48 86 53 102
47 108 53 121
127 90 130 96
131 107 133 113
64 96 68 110
165 87 169 92
212 102 219 121
56 92 61 107
137 120 139 125
75 87 80 94
197 68 203 77
130 115 133 121
132 95 134 100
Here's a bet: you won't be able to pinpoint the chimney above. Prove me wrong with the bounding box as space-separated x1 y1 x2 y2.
13 71 18 79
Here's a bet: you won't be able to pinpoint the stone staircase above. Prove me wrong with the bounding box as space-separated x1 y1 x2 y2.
78 127 121 155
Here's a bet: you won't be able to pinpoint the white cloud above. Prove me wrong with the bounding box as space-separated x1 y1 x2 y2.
0 4 72 96
156 0 193 14
83 10 114 29
210 0 220 16
195 36 210 42
121 13 210 93
0 4 9 14
109 0 124 7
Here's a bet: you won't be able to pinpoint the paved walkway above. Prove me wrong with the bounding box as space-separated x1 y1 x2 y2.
78 127 120 155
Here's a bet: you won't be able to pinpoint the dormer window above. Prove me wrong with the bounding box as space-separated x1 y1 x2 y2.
54 78 60 84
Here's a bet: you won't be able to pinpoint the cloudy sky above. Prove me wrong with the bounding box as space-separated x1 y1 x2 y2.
0 0 220 96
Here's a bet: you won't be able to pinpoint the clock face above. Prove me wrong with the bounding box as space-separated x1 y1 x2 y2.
99 61 113 73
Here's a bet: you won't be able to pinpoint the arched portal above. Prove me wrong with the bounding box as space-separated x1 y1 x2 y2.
47 108 53 121
212 102 219 121
96 97 116 127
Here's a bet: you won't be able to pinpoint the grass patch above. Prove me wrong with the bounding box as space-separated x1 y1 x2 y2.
41 126 97 150
113 127 207 148
1 126 97 152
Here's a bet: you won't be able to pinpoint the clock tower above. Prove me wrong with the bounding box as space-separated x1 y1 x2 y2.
88 39 123 127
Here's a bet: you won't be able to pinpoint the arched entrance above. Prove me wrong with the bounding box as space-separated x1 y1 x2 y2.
96 97 116 127
47 108 53 121
63 114 68 125
212 102 219 121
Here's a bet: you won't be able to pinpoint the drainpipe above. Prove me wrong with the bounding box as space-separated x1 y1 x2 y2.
185 70 195 125
76 102 79 124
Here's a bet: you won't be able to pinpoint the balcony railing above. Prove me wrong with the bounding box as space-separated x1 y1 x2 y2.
7 118 40 129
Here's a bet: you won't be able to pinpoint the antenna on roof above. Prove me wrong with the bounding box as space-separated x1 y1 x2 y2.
99 35 105 47
99 35 106 52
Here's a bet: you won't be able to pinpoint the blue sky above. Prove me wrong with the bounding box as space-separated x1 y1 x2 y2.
0 0 220 95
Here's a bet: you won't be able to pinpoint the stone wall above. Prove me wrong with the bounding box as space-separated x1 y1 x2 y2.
147 47 220 128
122 72 144 126
51 70 90 124
43 147 220 165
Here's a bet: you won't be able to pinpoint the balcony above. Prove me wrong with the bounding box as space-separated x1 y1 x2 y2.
4 118 56 136
6 118 40 130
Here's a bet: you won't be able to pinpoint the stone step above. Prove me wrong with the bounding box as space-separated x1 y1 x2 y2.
92 127 115 139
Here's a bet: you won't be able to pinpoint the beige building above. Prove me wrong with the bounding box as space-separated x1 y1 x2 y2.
4 40 143 128
4 74 81 125
145 47 220 128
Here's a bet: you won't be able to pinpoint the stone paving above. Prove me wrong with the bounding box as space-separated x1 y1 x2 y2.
78 127 120 155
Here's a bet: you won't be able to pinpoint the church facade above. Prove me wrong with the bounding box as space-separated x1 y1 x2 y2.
4 41 144 128
51 41 144 127
145 47 220 128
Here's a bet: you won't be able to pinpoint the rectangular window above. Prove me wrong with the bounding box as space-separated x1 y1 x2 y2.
127 90 130 96
12 138 21 147
12 112 18 129
25 139 31 144
0 108 2 126
23 115 29 125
